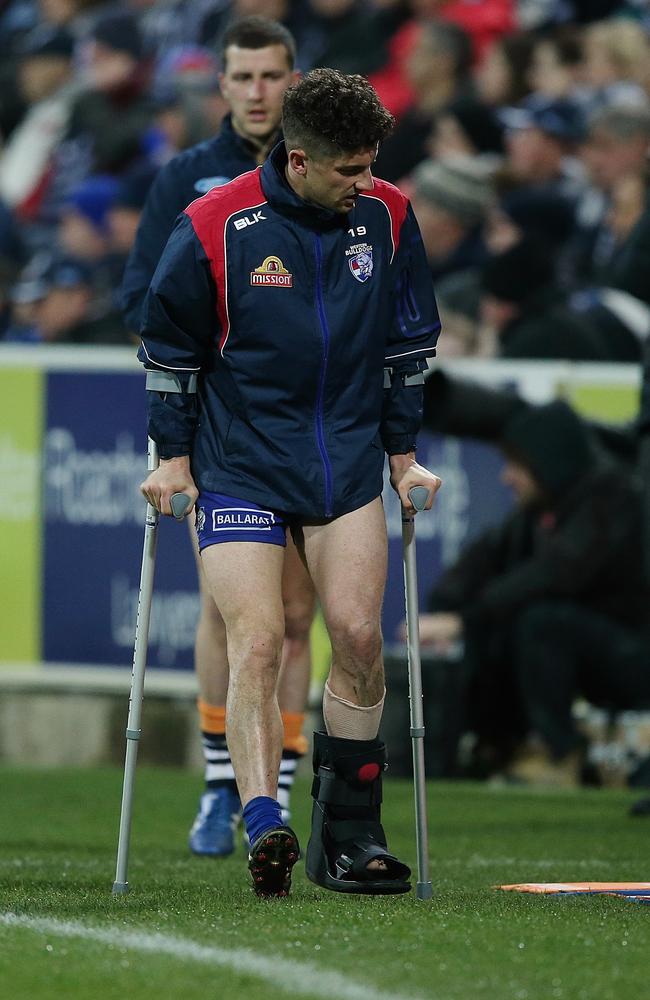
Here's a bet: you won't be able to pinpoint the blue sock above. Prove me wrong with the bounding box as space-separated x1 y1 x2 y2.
242 796 283 846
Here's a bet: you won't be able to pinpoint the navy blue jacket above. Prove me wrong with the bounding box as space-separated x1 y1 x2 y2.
122 115 263 333
139 143 441 519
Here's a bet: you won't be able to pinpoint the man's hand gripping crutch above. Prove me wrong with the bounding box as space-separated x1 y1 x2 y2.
389 453 441 901
112 371 196 895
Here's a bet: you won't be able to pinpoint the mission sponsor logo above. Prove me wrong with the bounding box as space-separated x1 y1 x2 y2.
250 255 293 287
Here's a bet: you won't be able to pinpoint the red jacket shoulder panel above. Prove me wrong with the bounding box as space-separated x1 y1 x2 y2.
184 169 266 355
360 178 409 261
184 168 266 255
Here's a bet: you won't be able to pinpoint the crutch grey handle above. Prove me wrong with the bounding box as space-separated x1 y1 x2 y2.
408 486 430 512
170 492 193 520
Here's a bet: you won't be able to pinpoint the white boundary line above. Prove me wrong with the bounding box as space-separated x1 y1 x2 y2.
0 913 425 1000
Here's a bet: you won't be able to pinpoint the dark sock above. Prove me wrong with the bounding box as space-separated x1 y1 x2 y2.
242 796 283 846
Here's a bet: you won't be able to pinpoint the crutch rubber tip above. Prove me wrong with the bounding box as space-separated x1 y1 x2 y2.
416 882 433 901
408 486 429 511
112 881 129 894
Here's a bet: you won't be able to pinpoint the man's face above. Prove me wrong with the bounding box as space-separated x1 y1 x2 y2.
19 55 71 103
582 127 649 192
501 458 542 505
294 147 376 214
220 44 296 142
506 127 563 182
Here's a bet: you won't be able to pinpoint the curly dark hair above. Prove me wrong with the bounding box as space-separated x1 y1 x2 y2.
282 68 395 157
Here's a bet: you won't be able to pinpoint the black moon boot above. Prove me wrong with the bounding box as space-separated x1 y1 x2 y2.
305 732 411 895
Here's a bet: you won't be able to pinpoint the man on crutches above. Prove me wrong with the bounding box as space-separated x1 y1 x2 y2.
138 68 442 897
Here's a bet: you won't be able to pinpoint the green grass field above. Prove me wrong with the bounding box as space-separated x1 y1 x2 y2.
1 766 648 1000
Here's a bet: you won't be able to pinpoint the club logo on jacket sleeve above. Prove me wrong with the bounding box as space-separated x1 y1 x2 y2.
346 243 374 283
250 255 293 287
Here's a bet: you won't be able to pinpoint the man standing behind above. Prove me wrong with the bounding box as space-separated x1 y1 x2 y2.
122 17 314 859
138 69 442 897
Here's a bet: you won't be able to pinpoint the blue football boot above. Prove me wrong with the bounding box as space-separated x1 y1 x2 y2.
189 788 242 857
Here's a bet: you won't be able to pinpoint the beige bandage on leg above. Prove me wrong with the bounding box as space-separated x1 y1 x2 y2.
322 681 386 741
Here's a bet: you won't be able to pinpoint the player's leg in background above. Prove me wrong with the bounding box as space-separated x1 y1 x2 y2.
187 515 240 857
276 533 316 824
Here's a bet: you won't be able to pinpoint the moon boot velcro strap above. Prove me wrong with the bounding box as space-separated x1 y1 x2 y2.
335 839 410 882
305 732 411 895
311 768 383 808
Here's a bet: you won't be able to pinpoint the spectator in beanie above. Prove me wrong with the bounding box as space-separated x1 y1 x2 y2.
0 25 79 242
409 154 494 353
409 154 493 282
479 236 607 360
62 9 154 182
417 399 650 786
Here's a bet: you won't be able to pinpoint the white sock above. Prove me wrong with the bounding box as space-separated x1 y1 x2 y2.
322 681 385 740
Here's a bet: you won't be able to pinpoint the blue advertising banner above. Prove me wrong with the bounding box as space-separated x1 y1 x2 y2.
381 430 513 645
43 372 199 670
41 370 513 670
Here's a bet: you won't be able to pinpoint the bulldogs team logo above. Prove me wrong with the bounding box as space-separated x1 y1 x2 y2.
348 248 374 283
195 507 206 534
250 255 293 287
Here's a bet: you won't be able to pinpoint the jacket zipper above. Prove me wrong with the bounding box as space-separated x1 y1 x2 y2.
313 235 333 517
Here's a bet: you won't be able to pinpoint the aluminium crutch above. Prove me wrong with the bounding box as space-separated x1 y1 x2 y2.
402 484 433 901
112 438 191 894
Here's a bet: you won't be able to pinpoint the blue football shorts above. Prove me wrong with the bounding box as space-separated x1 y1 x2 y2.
195 491 289 551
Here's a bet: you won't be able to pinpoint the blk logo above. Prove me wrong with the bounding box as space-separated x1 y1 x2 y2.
234 210 266 231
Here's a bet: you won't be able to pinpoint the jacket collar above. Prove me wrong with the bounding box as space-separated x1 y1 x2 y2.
260 142 347 231
220 114 282 163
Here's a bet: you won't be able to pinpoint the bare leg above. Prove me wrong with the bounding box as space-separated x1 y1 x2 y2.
190 517 313 723
200 541 285 807
301 498 390 875
301 498 386 710
277 532 315 712
188 517 229 705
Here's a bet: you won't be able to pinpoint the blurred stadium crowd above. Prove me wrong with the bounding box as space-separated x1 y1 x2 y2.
1 0 650 355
